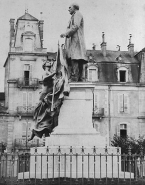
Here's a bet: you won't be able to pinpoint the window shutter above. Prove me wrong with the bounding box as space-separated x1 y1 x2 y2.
22 122 32 140
125 71 127 82
92 69 97 81
22 123 26 137
140 93 145 113
88 69 92 81
94 93 97 110
117 124 120 136
27 122 32 137
23 92 27 107
127 123 130 136
30 64 32 79
23 64 26 71
118 94 123 113
28 92 33 107
94 92 99 111
124 94 129 113
88 69 97 81
23 64 25 78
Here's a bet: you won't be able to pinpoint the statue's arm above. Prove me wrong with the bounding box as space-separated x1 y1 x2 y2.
65 12 82 38
43 72 56 82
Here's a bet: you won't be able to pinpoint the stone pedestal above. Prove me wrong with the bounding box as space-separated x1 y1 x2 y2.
45 83 106 147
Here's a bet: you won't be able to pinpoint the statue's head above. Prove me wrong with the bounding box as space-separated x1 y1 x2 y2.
42 56 56 70
68 3 79 15
47 55 56 63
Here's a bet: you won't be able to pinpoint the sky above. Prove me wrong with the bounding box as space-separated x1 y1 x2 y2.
0 0 145 91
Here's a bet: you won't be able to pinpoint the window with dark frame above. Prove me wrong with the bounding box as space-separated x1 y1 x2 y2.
120 124 127 138
119 70 126 82
24 64 30 85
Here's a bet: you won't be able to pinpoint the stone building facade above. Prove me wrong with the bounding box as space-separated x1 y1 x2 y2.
87 36 145 144
0 12 53 152
0 12 145 152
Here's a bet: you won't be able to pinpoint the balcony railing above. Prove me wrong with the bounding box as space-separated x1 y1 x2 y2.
17 78 39 88
14 138 41 149
34 48 47 53
93 108 104 118
17 106 35 116
10 47 23 52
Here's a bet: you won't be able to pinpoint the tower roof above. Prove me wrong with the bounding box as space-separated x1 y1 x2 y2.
18 12 38 21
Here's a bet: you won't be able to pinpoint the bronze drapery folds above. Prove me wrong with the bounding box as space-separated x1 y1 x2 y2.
28 45 70 141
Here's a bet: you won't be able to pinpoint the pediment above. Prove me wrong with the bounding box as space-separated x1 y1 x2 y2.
18 13 38 21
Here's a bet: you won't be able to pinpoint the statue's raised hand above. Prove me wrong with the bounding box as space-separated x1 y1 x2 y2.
60 33 66 38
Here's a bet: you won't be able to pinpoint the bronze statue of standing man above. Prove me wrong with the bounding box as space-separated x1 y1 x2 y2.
60 3 87 82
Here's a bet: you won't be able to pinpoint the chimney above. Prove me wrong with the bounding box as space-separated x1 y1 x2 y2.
127 34 134 57
92 43 96 50
9 19 15 50
117 45 121 51
100 32 107 57
39 12 44 48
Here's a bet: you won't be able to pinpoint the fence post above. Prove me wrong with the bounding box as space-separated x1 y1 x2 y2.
46 146 49 184
105 145 108 185
117 146 120 185
34 147 37 185
0 153 1 179
128 145 132 184
140 147 144 180
134 153 138 182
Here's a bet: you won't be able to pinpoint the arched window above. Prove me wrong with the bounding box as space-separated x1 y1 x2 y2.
117 67 128 82
87 65 98 82
25 22 32 32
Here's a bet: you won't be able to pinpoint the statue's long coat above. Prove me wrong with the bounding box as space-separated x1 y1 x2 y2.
65 10 87 61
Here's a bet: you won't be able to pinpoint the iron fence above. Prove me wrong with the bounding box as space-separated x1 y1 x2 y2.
0 146 145 185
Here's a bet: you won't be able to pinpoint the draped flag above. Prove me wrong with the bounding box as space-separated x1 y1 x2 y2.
55 43 70 96
29 43 70 141
55 42 61 74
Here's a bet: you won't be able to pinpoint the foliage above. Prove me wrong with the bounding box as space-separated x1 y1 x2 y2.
111 134 145 154
0 142 7 153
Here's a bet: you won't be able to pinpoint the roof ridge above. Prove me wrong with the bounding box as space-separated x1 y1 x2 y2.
18 12 38 21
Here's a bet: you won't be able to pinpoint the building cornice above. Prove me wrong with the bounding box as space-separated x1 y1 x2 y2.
137 116 145 119
8 52 47 56
4 52 47 67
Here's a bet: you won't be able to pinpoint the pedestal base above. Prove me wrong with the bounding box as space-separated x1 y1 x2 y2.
18 146 134 179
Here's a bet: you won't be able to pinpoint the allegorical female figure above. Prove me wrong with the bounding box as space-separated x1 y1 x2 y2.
28 53 69 141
